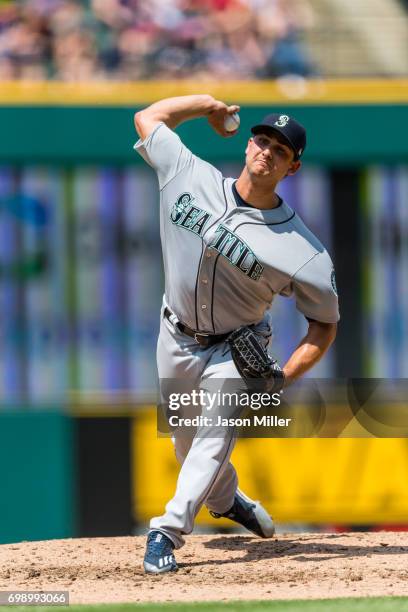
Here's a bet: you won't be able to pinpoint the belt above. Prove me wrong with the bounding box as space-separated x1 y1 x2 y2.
164 307 230 347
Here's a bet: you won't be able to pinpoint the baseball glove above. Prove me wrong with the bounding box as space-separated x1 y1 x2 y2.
228 326 285 393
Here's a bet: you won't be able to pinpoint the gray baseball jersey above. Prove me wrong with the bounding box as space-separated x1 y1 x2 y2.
135 121 339 550
135 122 339 333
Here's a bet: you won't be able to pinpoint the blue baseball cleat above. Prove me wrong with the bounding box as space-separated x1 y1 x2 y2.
143 530 178 574
210 489 275 538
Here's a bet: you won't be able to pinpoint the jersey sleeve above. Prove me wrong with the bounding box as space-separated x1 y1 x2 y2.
291 251 340 323
134 122 193 189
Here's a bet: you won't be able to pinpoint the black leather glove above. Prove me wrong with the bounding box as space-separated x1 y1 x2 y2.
227 326 285 393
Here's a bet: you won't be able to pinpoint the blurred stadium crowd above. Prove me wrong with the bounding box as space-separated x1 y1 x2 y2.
0 0 315 81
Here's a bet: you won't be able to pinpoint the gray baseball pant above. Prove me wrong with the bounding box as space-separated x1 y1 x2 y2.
150 306 271 549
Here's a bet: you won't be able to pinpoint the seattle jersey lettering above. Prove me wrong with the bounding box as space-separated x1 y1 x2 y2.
209 224 264 281
170 192 211 236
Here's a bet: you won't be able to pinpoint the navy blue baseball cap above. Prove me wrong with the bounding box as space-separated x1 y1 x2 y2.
251 113 307 160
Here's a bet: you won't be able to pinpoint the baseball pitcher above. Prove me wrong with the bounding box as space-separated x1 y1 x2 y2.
133 95 339 574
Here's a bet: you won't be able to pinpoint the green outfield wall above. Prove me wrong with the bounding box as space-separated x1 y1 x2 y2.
0 105 407 164
0 411 76 544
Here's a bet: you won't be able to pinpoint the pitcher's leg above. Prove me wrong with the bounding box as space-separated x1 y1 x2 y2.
150 425 238 548
200 351 245 514
152 312 217 547
152 325 248 548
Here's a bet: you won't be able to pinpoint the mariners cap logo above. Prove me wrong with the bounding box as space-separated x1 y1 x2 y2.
275 115 290 128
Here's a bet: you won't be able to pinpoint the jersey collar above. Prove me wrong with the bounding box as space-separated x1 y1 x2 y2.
224 178 295 223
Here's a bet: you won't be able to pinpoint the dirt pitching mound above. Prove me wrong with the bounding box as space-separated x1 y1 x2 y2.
1 532 408 604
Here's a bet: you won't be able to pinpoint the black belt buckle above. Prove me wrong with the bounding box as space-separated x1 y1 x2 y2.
194 332 210 346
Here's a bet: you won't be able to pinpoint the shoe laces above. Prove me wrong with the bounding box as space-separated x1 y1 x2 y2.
210 495 255 520
146 532 173 556
233 495 255 517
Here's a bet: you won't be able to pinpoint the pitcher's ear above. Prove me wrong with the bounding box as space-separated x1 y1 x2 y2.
287 160 302 176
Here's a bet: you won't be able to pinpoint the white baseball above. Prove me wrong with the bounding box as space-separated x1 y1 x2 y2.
224 112 240 132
